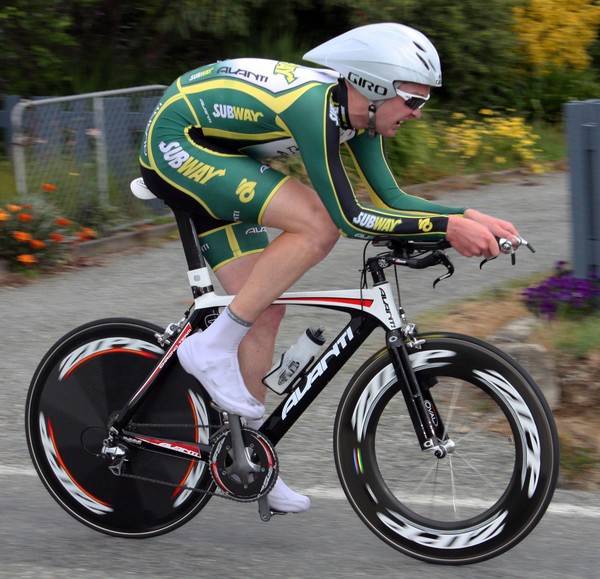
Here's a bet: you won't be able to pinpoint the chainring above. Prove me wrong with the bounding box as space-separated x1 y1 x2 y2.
209 427 278 502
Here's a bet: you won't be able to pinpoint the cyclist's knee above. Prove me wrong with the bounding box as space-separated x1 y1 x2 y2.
310 221 339 261
264 180 336 236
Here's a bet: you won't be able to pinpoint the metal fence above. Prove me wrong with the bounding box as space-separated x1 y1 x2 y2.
565 99 600 279
11 86 166 226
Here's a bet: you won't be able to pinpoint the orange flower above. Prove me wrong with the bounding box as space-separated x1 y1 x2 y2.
12 231 32 242
7 204 21 212
49 233 64 243
42 183 57 192
18 213 33 222
55 218 71 227
78 227 97 240
0 209 9 222
16 254 38 264
30 239 46 250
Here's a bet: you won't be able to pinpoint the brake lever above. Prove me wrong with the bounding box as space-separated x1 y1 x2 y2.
480 236 536 269
433 251 455 288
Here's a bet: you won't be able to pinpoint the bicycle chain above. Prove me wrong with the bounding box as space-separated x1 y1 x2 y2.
121 421 269 503
128 421 219 430
114 470 253 503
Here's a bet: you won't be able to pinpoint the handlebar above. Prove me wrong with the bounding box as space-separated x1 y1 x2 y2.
493 236 535 266
368 235 535 288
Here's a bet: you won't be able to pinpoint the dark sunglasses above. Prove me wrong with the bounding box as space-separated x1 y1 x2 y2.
395 86 430 110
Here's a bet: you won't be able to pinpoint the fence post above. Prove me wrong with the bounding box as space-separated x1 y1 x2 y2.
0 95 20 155
564 99 600 279
93 96 109 207
10 99 29 197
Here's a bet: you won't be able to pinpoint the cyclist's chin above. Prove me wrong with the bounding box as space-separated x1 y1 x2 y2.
381 126 400 138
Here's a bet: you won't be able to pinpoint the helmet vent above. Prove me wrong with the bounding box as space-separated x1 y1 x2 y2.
416 53 431 71
413 41 425 52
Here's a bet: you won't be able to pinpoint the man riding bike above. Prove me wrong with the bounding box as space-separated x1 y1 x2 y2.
139 22 521 514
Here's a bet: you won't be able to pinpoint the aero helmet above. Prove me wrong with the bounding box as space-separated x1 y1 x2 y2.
303 23 442 101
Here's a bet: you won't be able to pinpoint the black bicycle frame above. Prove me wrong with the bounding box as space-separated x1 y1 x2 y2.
108 207 447 463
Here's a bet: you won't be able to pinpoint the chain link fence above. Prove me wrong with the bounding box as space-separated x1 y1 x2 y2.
11 86 166 228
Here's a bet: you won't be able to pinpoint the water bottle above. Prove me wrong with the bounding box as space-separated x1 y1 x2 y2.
263 327 326 394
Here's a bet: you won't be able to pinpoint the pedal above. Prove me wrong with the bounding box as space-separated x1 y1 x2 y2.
257 496 287 522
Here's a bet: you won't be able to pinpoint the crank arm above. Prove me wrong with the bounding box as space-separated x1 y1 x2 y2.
227 413 261 483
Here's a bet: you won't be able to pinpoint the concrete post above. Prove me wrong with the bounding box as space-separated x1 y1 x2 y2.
564 100 600 279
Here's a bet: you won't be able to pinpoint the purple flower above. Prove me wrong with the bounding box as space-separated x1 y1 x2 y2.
522 261 599 319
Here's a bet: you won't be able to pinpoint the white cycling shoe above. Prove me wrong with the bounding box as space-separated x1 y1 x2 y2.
268 477 310 513
178 333 264 420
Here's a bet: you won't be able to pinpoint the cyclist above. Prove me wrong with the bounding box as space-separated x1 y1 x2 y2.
139 22 521 513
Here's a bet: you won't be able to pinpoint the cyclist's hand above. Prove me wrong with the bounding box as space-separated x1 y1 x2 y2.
446 215 499 258
463 209 521 245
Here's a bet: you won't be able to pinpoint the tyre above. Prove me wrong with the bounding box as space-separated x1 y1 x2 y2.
334 332 559 564
25 318 219 538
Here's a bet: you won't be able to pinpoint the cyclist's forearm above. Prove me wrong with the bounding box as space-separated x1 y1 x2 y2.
371 187 467 217
332 200 450 240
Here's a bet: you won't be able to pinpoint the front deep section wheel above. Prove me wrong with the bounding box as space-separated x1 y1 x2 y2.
334 332 559 565
25 318 220 538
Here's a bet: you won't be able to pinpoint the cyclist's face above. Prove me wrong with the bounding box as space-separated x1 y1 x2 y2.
375 82 429 138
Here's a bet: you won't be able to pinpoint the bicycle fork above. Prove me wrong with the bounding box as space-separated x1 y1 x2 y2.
386 328 454 458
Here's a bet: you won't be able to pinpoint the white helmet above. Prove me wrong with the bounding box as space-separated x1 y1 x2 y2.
303 22 442 101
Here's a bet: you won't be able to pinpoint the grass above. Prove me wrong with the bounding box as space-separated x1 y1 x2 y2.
0 158 16 202
550 313 600 357
559 438 598 481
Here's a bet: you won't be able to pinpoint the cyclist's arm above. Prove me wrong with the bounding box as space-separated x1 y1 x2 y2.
344 130 467 216
286 86 457 240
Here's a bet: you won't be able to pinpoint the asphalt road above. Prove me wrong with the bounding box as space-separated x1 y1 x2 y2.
2 171 599 577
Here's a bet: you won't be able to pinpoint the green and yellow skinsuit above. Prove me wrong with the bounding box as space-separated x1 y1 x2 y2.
140 58 465 270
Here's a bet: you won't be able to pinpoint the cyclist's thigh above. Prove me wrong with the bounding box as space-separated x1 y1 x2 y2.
140 165 271 272
147 134 290 225
260 177 337 236
195 218 270 273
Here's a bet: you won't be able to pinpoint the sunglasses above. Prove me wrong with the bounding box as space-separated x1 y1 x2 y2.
395 86 430 110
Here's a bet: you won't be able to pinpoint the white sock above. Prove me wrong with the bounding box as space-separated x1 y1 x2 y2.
208 306 251 352
247 419 310 513
178 307 264 419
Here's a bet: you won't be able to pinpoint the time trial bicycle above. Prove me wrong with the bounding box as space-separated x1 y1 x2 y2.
25 178 559 565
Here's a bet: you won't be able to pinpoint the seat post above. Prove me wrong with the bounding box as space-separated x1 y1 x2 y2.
172 209 214 297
